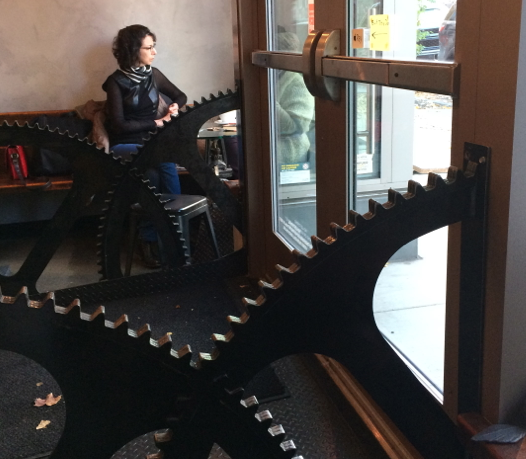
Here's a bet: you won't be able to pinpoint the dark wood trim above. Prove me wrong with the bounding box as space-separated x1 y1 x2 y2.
316 355 424 459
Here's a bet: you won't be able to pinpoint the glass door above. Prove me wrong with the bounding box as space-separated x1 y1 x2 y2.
237 0 458 404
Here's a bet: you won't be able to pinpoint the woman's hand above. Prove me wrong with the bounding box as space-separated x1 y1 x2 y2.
168 103 179 115
155 103 180 127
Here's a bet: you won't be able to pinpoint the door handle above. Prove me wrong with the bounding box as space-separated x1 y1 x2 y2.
252 28 342 102
252 29 458 97
302 29 324 99
312 29 341 101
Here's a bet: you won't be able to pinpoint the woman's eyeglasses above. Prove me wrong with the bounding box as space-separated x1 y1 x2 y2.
141 44 156 53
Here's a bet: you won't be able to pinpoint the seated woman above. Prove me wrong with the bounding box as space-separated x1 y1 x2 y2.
103 24 187 268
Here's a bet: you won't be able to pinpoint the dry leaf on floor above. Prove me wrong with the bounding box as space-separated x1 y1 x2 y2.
175 305 181 309
34 393 62 407
36 382 43 387
36 420 51 430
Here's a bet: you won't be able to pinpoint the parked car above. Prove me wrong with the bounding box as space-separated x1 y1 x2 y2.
417 6 448 60
438 3 456 61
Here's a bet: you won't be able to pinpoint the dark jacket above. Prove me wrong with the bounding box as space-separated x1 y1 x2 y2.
102 67 187 146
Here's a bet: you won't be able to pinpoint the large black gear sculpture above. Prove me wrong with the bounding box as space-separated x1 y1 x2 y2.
0 142 486 459
0 121 121 295
0 89 242 291
98 89 242 279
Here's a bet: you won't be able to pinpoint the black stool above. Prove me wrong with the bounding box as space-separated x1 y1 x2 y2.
125 194 220 276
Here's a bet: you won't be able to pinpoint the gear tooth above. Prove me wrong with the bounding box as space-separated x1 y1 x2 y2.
218 90 225 97
228 313 249 331
427 172 447 189
152 333 173 356
111 314 130 337
328 223 344 240
28 292 55 311
446 165 459 182
198 349 220 365
201 96 207 103
280 440 298 458
446 165 465 183
62 299 82 323
289 249 310 267
348 209 366 228
369 199 388 216
312 234 335 255
275 263 298 282
227 88 234 94
268 424 287 443
240 395 259 414
209 93 217 100
152 429 173 456
259 279 282 302
150 432 170 458
193 100 199 107
42 291 56 307
14 287 30 305
88 306 106 327
244 295 267 318
174 344 192 363
310 235 323 252
387 188 405 206
407 179 426 197
255 409 274 428
211 331 233 352
223 383 244 399
135 323 152 342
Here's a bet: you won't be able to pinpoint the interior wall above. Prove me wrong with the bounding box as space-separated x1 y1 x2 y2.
0 0 235 112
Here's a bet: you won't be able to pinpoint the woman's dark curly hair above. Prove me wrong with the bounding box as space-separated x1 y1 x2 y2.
112 24 156 69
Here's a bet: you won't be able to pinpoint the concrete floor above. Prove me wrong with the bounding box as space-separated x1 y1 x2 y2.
0 217 154 294
374 226 448 400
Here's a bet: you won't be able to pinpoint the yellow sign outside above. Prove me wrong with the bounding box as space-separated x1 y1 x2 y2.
369 14 390 51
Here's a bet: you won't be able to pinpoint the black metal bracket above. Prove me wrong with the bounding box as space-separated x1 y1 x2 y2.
458 142 491 414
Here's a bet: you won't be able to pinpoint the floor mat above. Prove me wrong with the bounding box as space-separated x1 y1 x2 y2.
0 350 64 459
243 365 291 404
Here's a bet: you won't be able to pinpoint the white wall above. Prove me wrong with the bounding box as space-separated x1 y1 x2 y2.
0 0 235 112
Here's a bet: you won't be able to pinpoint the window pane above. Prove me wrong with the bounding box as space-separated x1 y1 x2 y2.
351 83 453 400
269 0 313 50
268 0 317 253
350 0 457 62
269 69 316 253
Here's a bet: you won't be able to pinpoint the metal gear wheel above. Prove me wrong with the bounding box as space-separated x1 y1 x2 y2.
0 120 123 295
0 289 301 459
191 162 487 459
1 94 486 458
1 156 485 458
97 169 190 279
97 89 242 280
0 89 242 289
